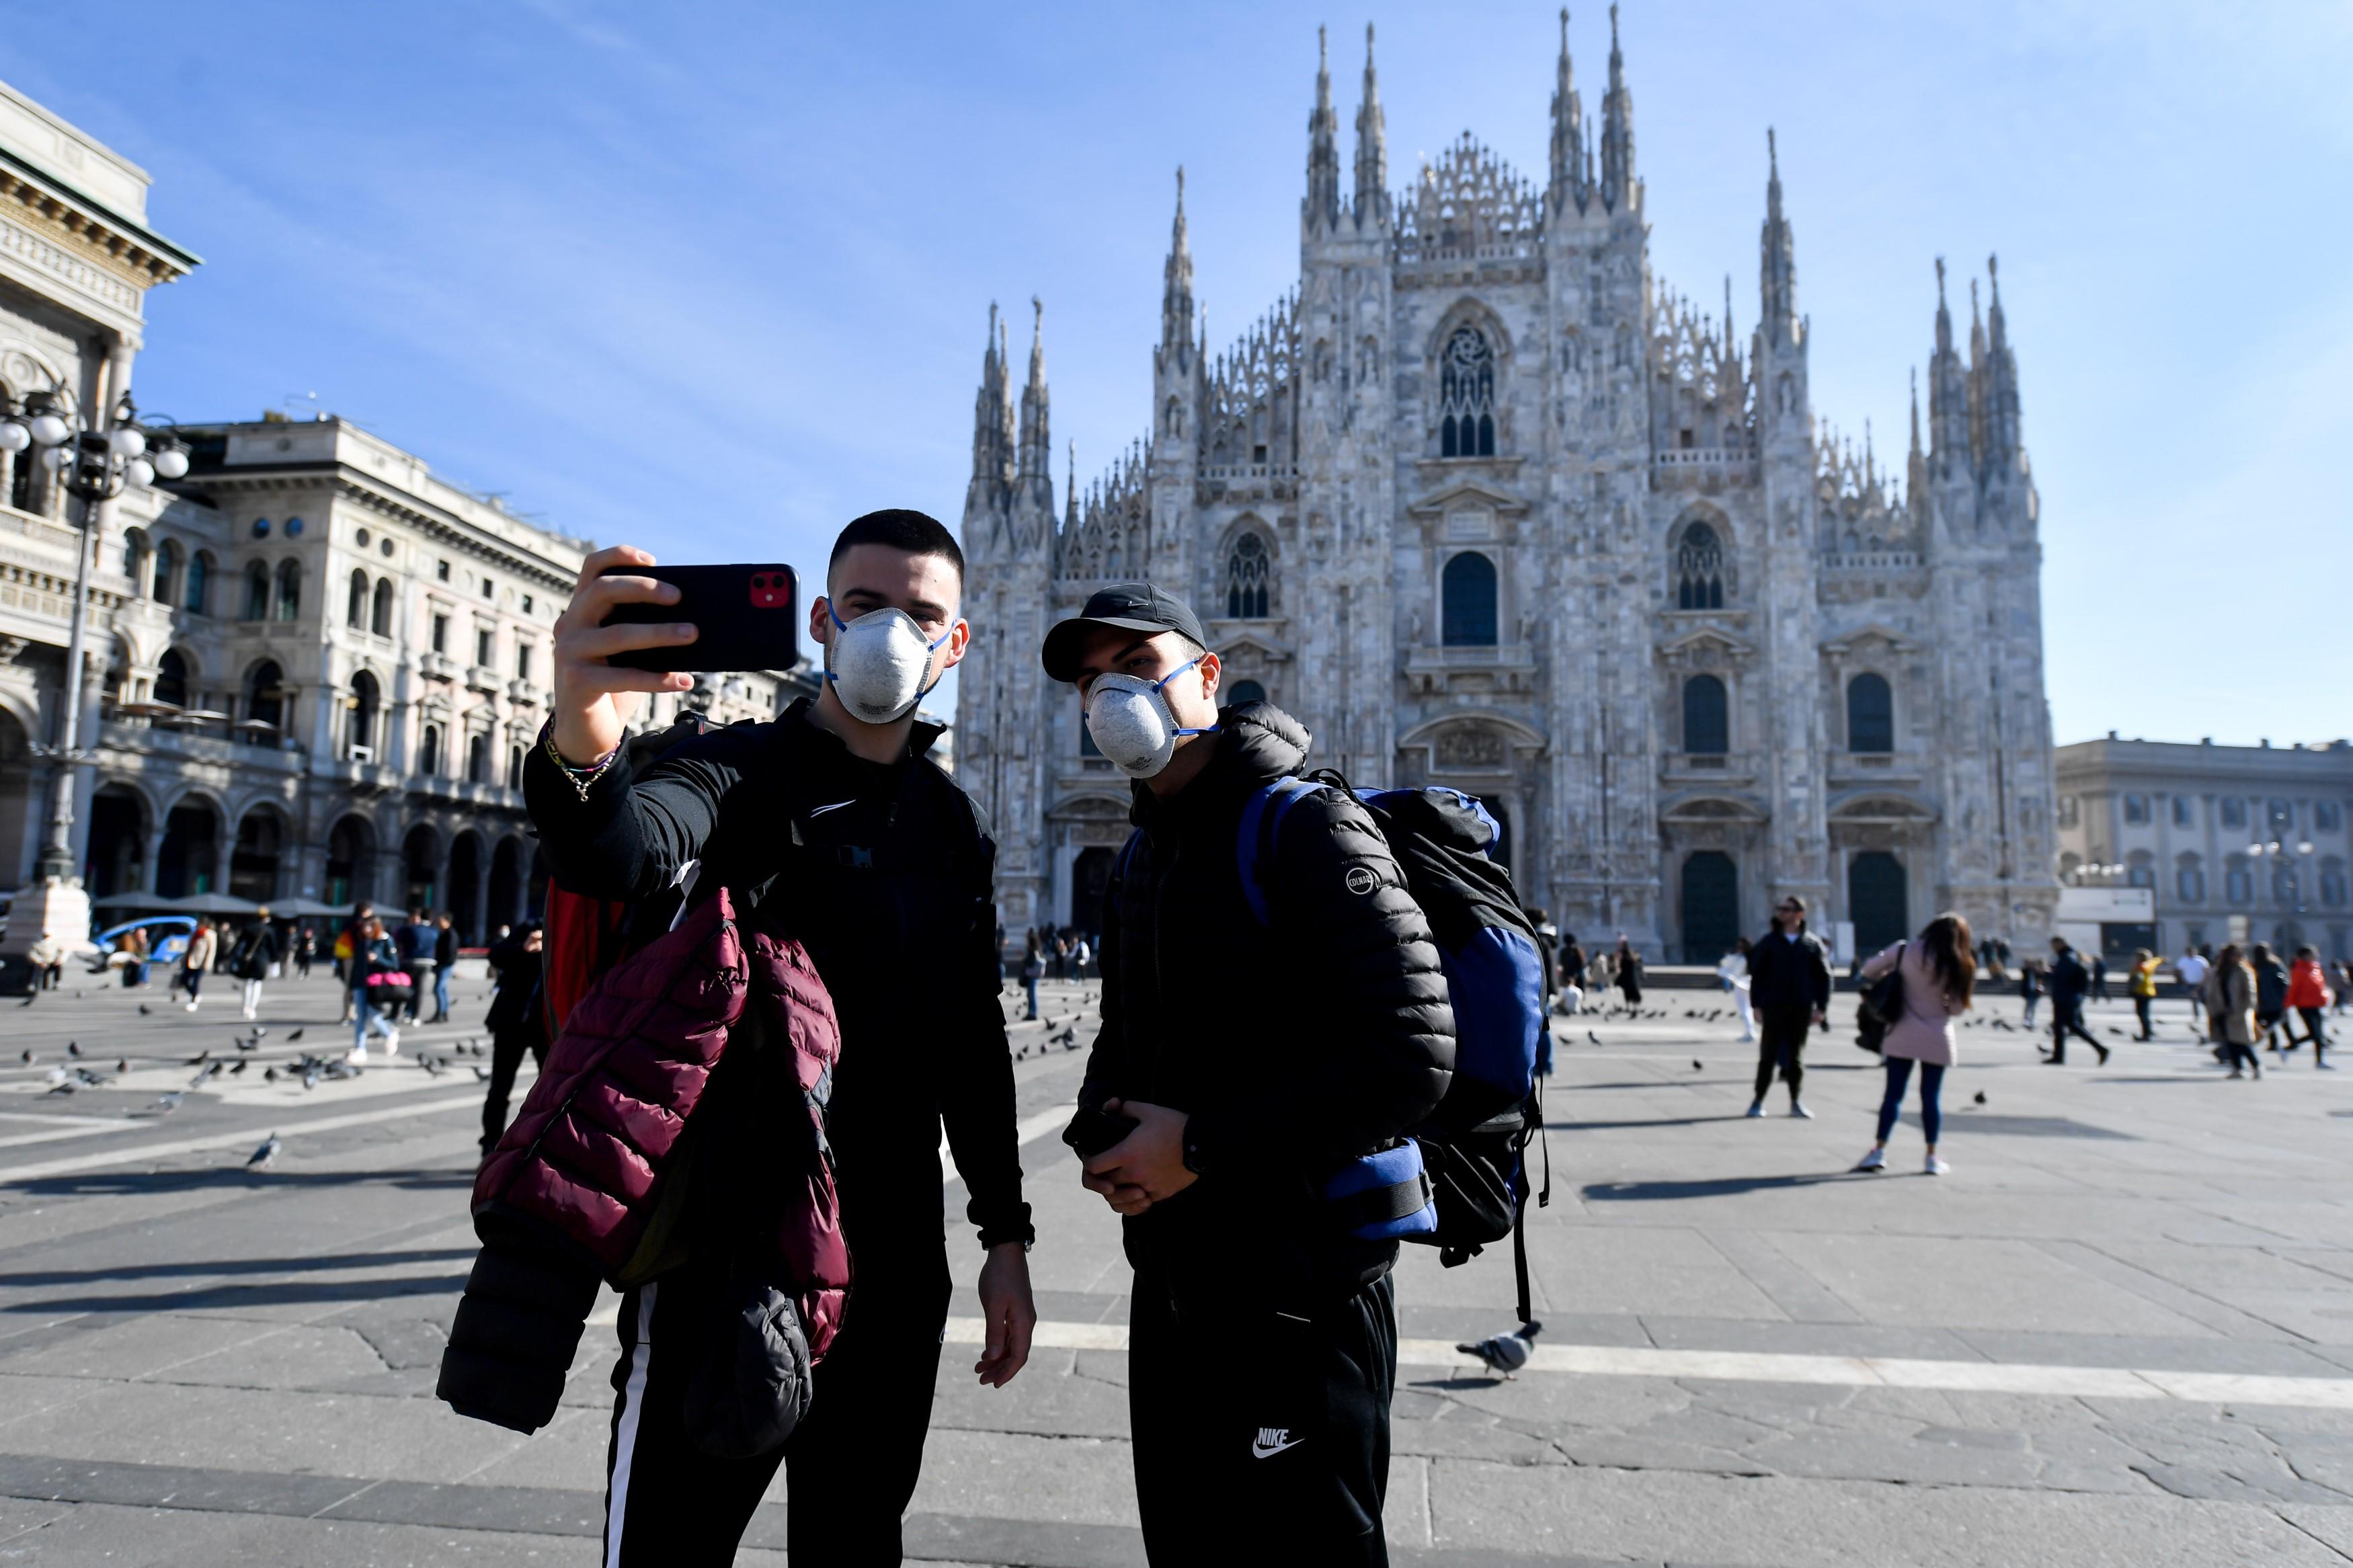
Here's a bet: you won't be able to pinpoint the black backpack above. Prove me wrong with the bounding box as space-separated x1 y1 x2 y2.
1233 769 1552 1323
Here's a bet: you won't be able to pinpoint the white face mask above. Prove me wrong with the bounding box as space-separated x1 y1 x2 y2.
1082 657 1216 779
822 603 951 725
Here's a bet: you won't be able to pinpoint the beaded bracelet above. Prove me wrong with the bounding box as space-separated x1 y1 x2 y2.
542 721 619 802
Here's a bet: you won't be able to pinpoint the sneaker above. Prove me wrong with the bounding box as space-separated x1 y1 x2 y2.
1924 1155 1950 1175
1853 1148 1886 1172
2319 1062 2338 1071
383 1030 401 1057
348 1046 369 1064
1790 1102 1813 1119
1745 1101 1766 1118
183 1001 198 1012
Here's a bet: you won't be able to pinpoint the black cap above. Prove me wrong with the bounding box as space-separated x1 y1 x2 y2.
1041 582 1208 682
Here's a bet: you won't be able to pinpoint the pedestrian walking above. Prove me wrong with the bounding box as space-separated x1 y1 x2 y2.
336 902 372 1023
2128 947 2160 1041
1527 909 1558 1076
1556 934 1587 1016
2250 942 2290 1053
477 923 547 1154
1020 933 1044 1020
397 908 437 1024
2204 945 2260 1077
2287 946 2335 1067
2042 939 2108 1065
2089 952 2109 1004
1747 895 1830 1118
2336 958 2353 1016
2176 945 2209 1026
2020 958 2042 1026
1720 936 1756 1042
180 920 217 1012
1045 581 1451 1565
440 511 1035 1565
292 926 315 979
349 915 403 1059
1614 936 1644 1006
1852 913 1976 1177
231 909 280 1021
431 911 458 1022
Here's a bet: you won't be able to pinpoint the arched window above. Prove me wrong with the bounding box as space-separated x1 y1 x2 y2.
1682 675 1728 755
158 540 185 606
348 671 380 761
243 660 285 743
1675 522 1724 609
1437 325 1497 457
243 561 271 621
120 530 150 596
2177 858 2206 904
347 569 368 628
1847 673 1894 753
2225 857 2253 905
184 552 212 615
1441 551 1498 647
507 743 525 790
466 731 489 783
370 578 394 637
1226 679 1267 707
419 723 441 776
154 649 190 709
1225 533 1271 619
274 559 301 621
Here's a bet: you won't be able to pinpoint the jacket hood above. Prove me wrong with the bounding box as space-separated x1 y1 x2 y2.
1130 700 1308 822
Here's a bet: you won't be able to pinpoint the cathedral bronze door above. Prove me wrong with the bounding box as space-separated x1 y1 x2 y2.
1848 852 1909 956
1680 851 1739 963
1070 847 1115 937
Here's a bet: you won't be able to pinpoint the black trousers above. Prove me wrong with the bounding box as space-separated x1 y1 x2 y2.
1129 1269 1396 1566
603 1246 951 1565
1754 1004 1812 1102
2048 1000 2103 1061
479 1026 547 1153
2133 995 2153 1038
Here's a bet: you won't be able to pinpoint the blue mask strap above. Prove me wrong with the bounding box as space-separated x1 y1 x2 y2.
1152 655 1218 738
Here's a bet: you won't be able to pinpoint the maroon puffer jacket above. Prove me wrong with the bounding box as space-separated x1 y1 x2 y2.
471 888 850 1357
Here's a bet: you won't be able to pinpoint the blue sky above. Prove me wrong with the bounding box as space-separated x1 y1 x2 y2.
11 1 2350 745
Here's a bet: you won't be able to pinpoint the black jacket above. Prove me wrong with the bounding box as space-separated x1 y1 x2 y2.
434 925 459 968
483 936 543 1040
520 699 1029 1257
2050 950 2091 1005
229 925 280 982
1076 704 1453 1310
1747 927 1831 1011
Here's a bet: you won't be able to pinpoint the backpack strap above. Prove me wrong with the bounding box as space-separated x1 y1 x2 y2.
1235 776 1332 927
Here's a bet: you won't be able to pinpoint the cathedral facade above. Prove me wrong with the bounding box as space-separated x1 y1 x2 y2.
955 15 2059 962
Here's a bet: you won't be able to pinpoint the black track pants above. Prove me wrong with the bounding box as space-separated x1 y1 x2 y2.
1129 1269 1396 1567
602 1248 951 1566
479 1027 547 1153
1754 1004 1812 1102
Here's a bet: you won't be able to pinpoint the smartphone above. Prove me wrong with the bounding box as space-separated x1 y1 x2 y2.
1062 1104 1140 1160
600 563 799 673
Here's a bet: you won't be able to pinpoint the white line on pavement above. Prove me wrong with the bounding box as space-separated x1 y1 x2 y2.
936 1318 2353 1411
0 1091 485 1183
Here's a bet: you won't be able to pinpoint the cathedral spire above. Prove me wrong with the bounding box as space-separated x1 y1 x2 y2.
1548 7 1585 216
1757 129 1798 351
1065 440 1078 532
1599 3 1635 212
1353 23 1388 227
1017 296 1051 487
1927 258 1972 471
1984 253 2021 468
969 300 1008 490
1966 276 1989 469
1163 167 1195 356
1305 29 1341 233
1907 365 1928 505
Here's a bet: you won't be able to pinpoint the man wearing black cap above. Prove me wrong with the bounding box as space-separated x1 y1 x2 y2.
1049 582 1455 1565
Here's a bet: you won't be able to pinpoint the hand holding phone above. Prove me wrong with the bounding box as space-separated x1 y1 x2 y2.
599 563 798 674
1062 1104 1140 1159
550 545 699 762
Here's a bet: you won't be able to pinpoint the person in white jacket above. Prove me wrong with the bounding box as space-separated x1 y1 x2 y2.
1716 938 1755 1042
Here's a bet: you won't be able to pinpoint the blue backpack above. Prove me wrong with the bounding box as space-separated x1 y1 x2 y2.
1236 770 1552 1322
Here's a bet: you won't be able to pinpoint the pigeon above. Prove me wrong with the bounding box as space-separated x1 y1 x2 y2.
245 1133 280 1171
287 1028 304 1043
115 1059 128 1073
252 1027 268 1038
421 1055 444 1077
73 1067 105 1087
1456 1321 1544 1378
184 1050 210 1067
236 1037 258 1053
1972 1090 1988 1106
264 1067 279 1083
302 1066 320 1091
230 1059 248 1075
1587 1032 1601 1046
138 1003 150 1016
66 1042 79 1057
44 1066 67 1086
472 1065 489 1081
17 1048 30 1064
151 1091 184 1113
190 1061 223 1087
44 1078 74 1095
1691 1060 1704 1071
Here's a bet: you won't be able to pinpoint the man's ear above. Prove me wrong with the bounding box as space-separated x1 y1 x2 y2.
807 595 832 649
939 618 971 671
1196 650 1220 700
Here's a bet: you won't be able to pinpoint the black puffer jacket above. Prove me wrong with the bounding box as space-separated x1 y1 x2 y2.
1076 702 1454 1311
1747 927 1831 1011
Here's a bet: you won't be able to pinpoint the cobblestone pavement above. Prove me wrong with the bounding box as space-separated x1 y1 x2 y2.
0 972 2350 1565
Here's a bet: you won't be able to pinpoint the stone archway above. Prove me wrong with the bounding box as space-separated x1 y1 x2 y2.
489 835 526 934
84 782 148 900
401 823 440 915
228 806 288 903
325 815 375 909
157 796 222 899
1849 852 1909 956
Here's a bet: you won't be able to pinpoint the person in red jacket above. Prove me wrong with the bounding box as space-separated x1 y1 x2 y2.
2286 946 2336 1068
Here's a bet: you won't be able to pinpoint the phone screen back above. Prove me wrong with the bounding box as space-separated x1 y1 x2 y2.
600 563 800 673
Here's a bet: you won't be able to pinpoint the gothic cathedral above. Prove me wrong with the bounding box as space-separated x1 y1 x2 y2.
955 12 2059 962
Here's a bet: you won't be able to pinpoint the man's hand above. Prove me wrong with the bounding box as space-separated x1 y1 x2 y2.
973 1242 1035 1389
1082 1100 1196 1216
549 544 700 764
1812 1007 1828 1029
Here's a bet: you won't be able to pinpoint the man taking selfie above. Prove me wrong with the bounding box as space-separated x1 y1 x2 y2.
1049 583 1454 1566
514 509 1035 1564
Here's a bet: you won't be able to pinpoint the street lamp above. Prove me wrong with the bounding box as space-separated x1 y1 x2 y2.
2 385 190 889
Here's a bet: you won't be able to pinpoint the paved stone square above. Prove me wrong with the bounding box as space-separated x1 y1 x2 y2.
0 972 2350 1565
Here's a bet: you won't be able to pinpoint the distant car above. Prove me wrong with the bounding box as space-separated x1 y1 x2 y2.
91 915 198 971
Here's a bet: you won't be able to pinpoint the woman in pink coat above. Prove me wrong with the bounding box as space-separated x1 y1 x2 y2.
1853 913 1976 1176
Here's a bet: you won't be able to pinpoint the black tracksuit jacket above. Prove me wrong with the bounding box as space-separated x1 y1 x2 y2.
438 700 1029 1432
1076 703 1455 1314
1747 927 1831 1012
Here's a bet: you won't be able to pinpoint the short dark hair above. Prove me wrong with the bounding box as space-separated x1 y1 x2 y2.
828 509 963 587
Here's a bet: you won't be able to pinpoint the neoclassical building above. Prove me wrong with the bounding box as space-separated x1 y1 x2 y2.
955 17 2060 960
0 81 799 949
